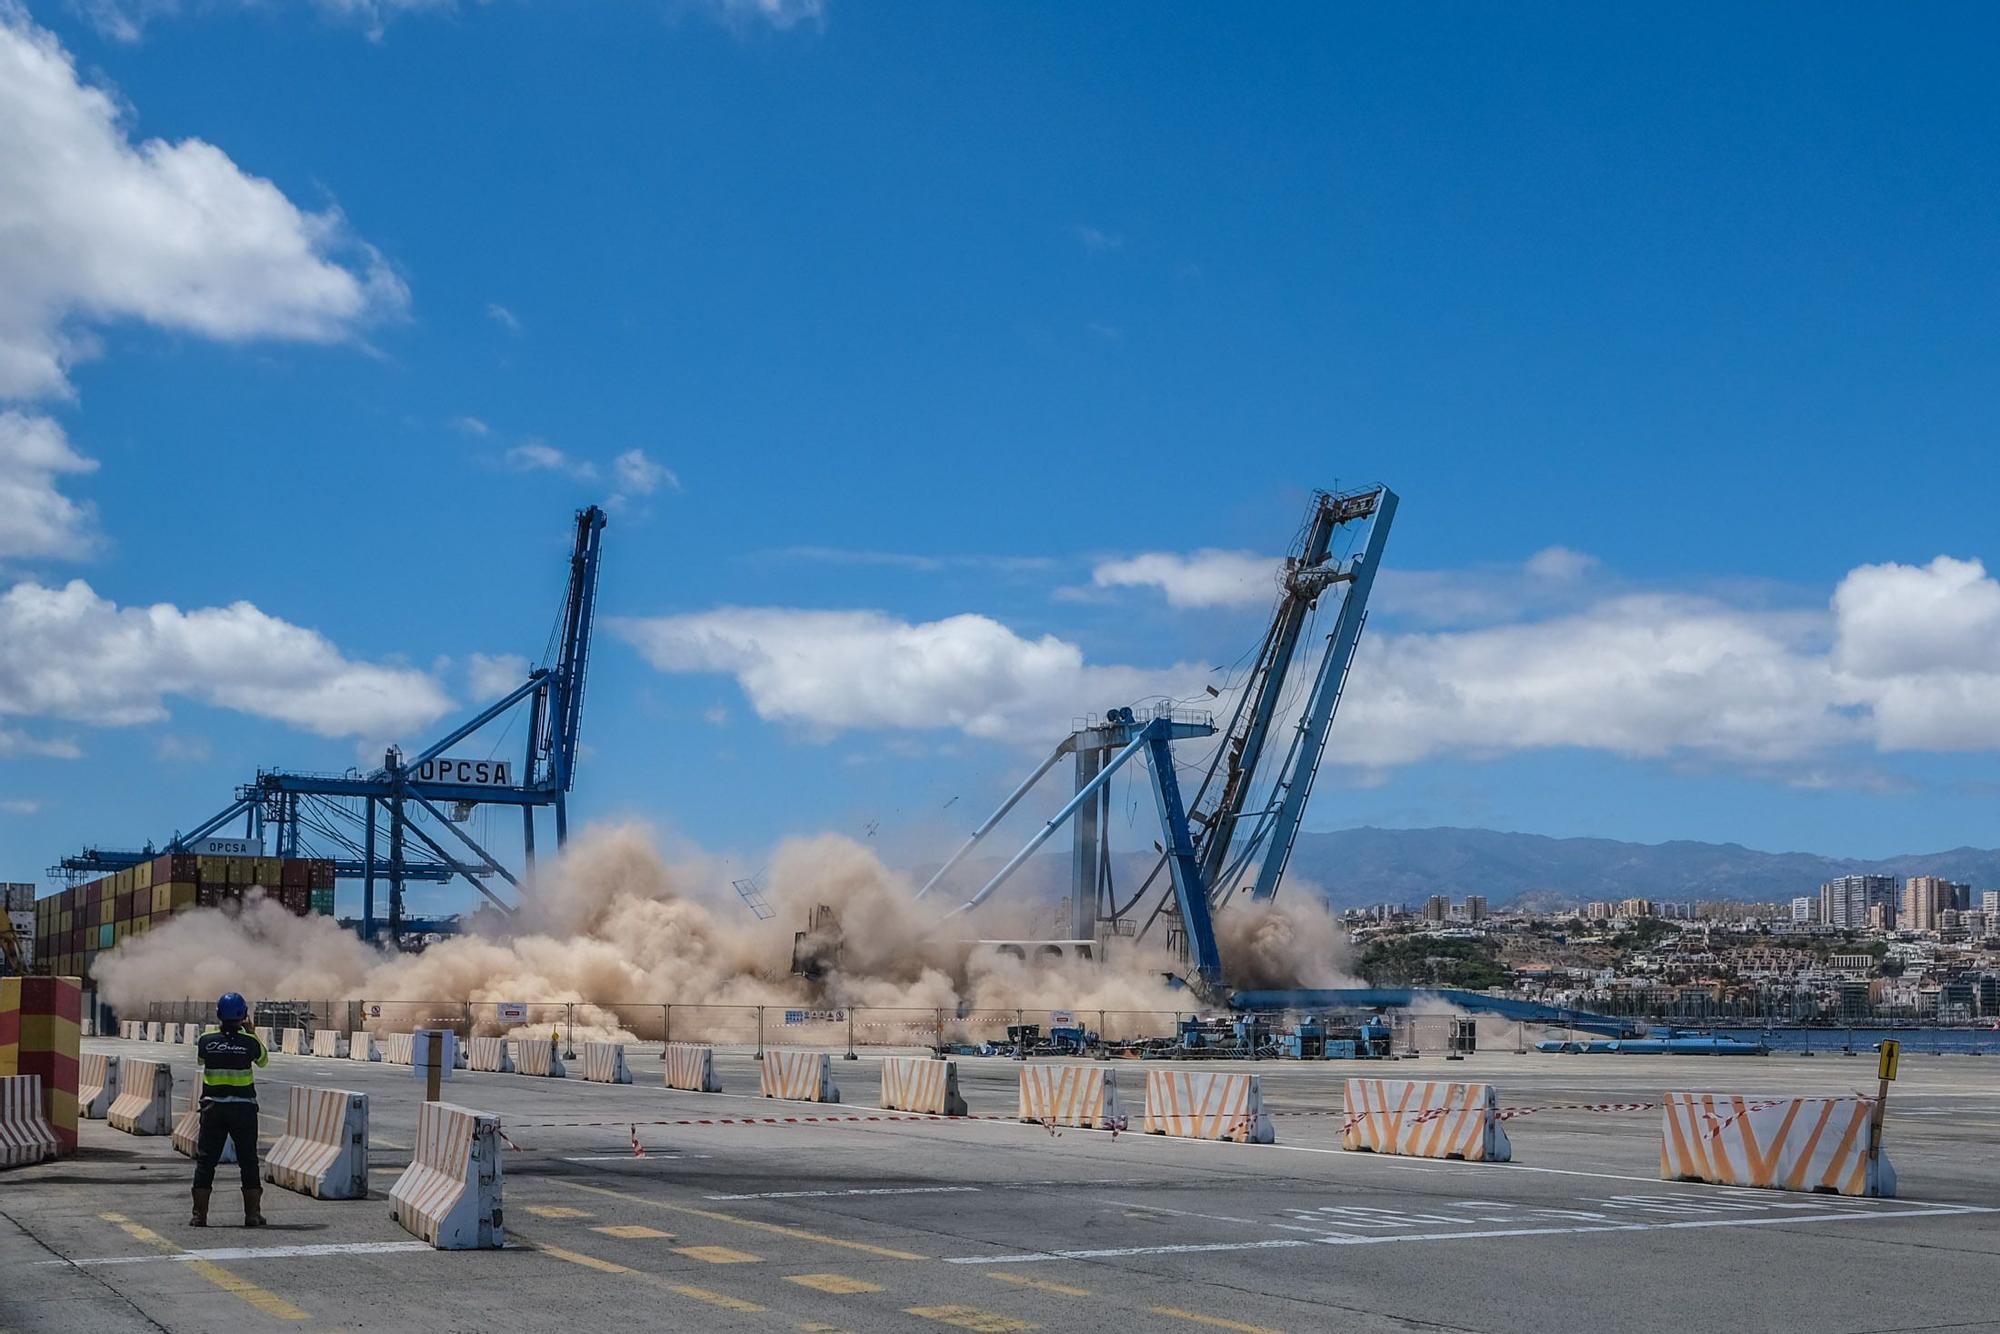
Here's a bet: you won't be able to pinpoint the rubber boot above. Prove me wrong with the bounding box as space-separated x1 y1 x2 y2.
189 1188 210 1227
242 1188 266 1227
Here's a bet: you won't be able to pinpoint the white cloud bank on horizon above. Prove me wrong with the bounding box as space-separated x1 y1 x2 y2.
0 578 454 741
616 555 2000 775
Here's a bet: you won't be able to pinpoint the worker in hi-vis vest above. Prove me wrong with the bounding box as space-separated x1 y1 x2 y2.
191 992 269 1227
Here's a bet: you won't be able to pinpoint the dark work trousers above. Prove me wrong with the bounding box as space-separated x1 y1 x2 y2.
194 1101 260 1190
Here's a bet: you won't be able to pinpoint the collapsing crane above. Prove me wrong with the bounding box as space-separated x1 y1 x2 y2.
914 485 1396 997
54 506 609 944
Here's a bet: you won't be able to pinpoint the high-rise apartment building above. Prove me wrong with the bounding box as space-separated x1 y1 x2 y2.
1791 895 1818 923
1820 875 1895 930
1904 876 1954 932
1423 895 1450 923
1463 895 1488 923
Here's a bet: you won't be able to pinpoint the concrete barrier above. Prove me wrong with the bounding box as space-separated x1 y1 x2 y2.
265 1085 368 1200
171 1087 237 1164
348 1031 381 1062
514 1037 566 1079
880 1056 967 1116
464 1036 514 1073
1660 1092 1895 1198
0 1075 61 1168
383 1033 415 1066
120 1021 138 1040
663 1042 721 1093
145 1021 164 1042
255 1025 275 1049
1341 1078 1512 1162
759 1049 839 1103
280 1027 307 1056
581 1042 633 1085
1017 1064 1125 1130
78 1053 119 1119
390 1101 504 1249
312 1029 349 1059
1143 1070 1273 1144
107 1058 175 1136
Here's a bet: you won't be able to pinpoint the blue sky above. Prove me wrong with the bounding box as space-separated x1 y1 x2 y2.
5 2 2000 913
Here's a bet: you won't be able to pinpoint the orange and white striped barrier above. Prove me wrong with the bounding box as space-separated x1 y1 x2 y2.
465 1037 514 1073
145 1021 164 1042
582 1042 632 1085
170 1086 237 1164
348 1031 380 1062
78 1053 119 1119
1016 1064 1125 1130
107 1057 174 1136
663 1042 720 1093
1143 1070 1273 1144
515 1037 566 1079
311 1029 348 1059
880 1056 967 1117
0 1075 61 1168
265 1085 368 1200
382 1033 415 1066
759 1049 839 1103
1341 1078 1511 1162
1660 1092 1895 1198
281 1028 308 1056
390 1101 504 1249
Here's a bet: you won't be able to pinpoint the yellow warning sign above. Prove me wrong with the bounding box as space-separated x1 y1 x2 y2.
1877 1039 1900 1082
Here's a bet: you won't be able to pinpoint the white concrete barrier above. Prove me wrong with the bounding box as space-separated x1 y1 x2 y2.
1660 1092 1895 1198
348 1031 381 1062
1017 1064 1125 1130
464 1037 513 1073
1143 1070 1273 1144
78 1053 119 1119
759 1049 839 1103
663 1042 720 1093
120 1021 138 1040
383 1033 415 1066
514 1037 566 1079
280 1027 308 1056
255 1026 276 1050
176 1023 199 1044
0 1075 60 1168
312 1029 349 1059
145 1021 164 1042
581 1042 633 1085
880 1056 967 1116
390 1101 504 1249
107 1058 174 1136
170 1087 237 1164
265 1086 368 1200
1341 1078 1511 1163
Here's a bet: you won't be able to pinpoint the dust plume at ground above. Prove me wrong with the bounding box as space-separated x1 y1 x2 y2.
94 823 1360 1040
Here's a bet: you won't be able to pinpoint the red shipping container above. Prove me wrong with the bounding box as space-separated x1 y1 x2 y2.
307 860 335 889
281 860 309 888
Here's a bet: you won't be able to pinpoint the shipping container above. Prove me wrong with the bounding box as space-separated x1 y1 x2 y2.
281 860 309 888
97 923 113 949
308 860 335 889
169 883 196 911
310 889 336 917
134 860 152 889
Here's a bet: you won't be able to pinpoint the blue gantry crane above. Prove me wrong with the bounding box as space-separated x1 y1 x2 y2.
54 506 608 944
916 485 1397 997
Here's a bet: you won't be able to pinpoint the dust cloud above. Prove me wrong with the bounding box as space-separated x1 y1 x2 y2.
94 823 1360 1041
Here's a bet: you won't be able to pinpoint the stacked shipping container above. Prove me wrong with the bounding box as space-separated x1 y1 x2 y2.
31 855 334 982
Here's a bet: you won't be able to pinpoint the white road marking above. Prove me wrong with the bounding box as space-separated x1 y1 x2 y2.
42 1241 434 1268
942 1204 2000 1263
704 1185 981 1200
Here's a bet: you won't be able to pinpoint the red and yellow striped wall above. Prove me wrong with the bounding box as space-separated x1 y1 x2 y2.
0 975 82 1155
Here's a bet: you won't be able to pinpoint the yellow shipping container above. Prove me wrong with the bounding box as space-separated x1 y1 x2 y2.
256 857 283 885
169 882 197 909
197 855 222 883
135 860 152 889
130 918 150 937
152 884 171 913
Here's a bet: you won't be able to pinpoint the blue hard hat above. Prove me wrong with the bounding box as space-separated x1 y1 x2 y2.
217 992 249 1022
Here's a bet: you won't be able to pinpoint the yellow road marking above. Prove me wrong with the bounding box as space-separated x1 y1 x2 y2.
669 1284 765 1313
529 1238 764 1313
906 1307 1037 1332
523 1205 594 1219
549 1180 927 1260
988 1271 1091 1297
799 1324 854 1333
786 1273 884 1294
592 1224 672 1240
1149 1307 1287 1334
674 1245 761 1265
98 1213 307 1322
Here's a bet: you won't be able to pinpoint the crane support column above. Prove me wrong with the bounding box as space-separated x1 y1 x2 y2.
1070 743 1104 941
1144 730 1222 989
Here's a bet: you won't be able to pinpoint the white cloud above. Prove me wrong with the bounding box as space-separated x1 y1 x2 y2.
0 8 405 399
0 411 97 561
153 732 211 764
0 578 453 739
613 448 679 497
76 0 823 41
0 798 40 815
1091 549 1278 609
711 0 825 30
450 415 490 437
1522 545 1599 583
0 726 81 759
503 441 596 480
484 301 522 334
466 652 528 701
1829 556 2000 751
614 608 1207 740
1074 224 1123 253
